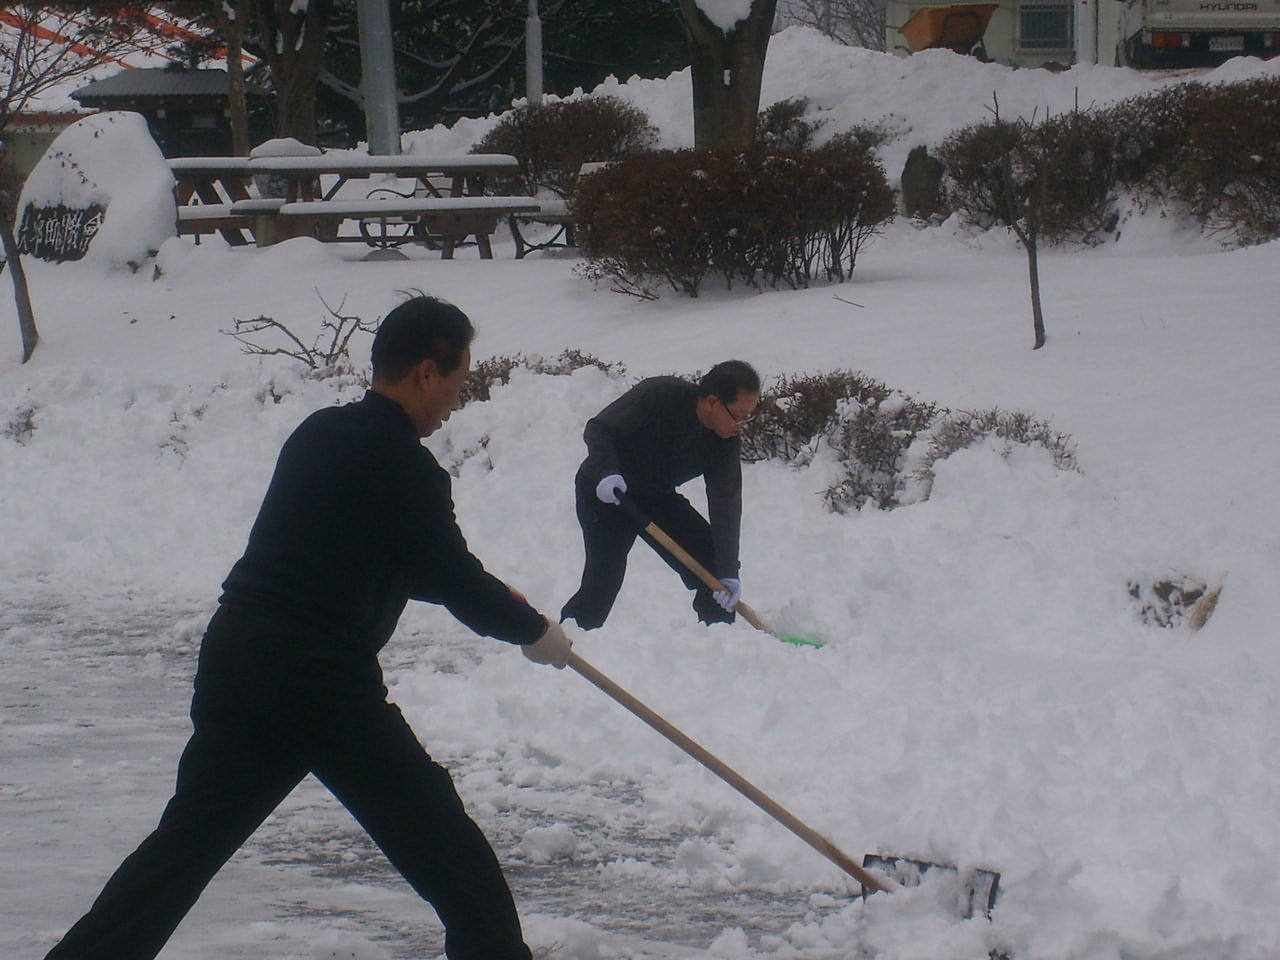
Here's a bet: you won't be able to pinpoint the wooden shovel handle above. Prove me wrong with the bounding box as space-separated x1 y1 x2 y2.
623 501 771 634
567 651 886 892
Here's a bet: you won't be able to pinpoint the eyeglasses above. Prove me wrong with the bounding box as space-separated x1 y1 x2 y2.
720 397 756 426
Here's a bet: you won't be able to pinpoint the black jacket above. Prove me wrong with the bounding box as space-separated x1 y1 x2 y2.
220 390 545 655
578 376 742 577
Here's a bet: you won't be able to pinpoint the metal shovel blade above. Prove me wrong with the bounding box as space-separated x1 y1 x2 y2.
861 855 1001 919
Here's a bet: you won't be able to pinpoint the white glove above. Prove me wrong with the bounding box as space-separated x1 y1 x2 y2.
713 578 742 612
522 620 573 669
595 473 628 505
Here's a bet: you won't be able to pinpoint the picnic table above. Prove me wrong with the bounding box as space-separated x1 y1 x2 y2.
169 153 539 257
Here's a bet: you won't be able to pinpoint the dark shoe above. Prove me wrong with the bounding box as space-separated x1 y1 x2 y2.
693 593 734 626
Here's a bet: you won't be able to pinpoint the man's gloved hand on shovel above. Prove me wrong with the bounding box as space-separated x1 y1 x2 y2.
713 578 742 612
595 473 628 505
523 619 573 668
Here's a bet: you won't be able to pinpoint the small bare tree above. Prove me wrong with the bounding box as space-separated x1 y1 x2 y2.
939 89 1124 350
939 95 1053 350
1 3 173 362
989 96 1049 350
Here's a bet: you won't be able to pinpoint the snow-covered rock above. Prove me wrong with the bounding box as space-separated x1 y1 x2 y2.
15 111 175 271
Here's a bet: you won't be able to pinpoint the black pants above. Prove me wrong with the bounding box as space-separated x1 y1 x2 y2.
44 606 532 960
560 481 735 630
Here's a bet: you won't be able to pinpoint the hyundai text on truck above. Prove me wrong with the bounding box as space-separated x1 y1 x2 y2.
1117 0 1280 66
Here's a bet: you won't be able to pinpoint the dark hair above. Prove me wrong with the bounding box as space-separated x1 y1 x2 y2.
698 360 760 405
371 295 475 383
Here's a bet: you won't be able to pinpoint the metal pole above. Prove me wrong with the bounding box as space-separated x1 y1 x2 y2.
526 0 543 105
357 0 401 155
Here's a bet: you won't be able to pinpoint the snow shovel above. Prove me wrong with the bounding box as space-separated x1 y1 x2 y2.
567 650 888 892
860 854 1001 919
618 495 823 648
566 653 1002 918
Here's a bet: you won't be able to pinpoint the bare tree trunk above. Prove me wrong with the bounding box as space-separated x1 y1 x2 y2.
255 0 335 145
1025 155 1048 350
223 0 251 155
677 0 779 151
1025 232 1046 349
1010 219 1047 349
0 205 39 363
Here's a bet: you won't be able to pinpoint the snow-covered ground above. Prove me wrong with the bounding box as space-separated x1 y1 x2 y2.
4 28 1280 960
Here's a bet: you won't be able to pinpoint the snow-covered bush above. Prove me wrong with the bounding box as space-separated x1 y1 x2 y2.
459 350 626 407
470 96 658 199
755 96 824 152
574 140 894 298
742 372 1078 512
909 407 1078 504
937 75 1280 249
741 370 940 511
937 106 1125 247
1107 75 1280 247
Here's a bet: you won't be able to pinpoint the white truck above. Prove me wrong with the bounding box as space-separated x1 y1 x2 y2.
1116 0 1280 67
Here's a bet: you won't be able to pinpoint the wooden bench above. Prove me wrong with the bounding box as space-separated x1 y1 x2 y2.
358 175 462 251
170 152 527 254
505 163 609 258
276 196 543 258
509 198 574 259
176 199 287 245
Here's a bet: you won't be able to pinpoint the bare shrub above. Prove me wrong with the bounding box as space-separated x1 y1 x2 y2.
459 350 626 407
471 96 658 198
741 370 941 511
938 104 1123 247
574 140 894 298
221 292 376 385
756 97 823 152
743 376 1077 512
1111 76 1280 246
940 76 1280 250
742 370 892 462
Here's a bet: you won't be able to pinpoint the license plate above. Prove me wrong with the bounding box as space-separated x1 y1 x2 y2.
1209 35 1245 51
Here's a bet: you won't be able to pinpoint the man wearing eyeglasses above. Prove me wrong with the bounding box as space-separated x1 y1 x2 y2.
560 359 760 630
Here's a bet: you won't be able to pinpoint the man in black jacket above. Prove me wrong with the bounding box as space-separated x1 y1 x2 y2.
43 296 571 960
560 360 760 630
